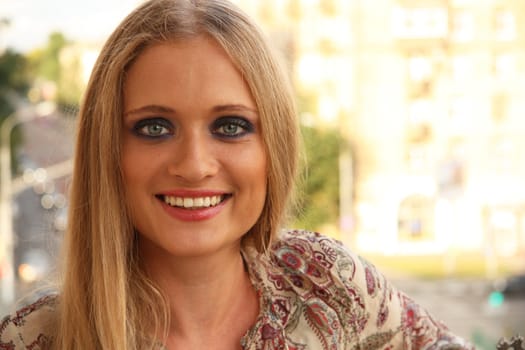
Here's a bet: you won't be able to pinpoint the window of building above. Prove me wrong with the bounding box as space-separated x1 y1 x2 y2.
406 144 431 171
408 55 433 82
484 206 520 256
319 0 337 17
392 7 448 39
406 99 433 168
493 54 516 80
449 96 472 134
451 10 474 42
407 55 434 98
494 10 516 41
287 0 302 21
408 99 433 124
451 55 474 81
489 136 515 173
398 195 435 241
492 93 508 122
319 18 352 50
257 2 275 23
437 155 465 198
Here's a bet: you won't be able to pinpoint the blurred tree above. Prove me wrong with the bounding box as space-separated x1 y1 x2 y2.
0 48 30 173
55 46 84 110
293 125 340 231
291 91 342 231
28 32 67 82
0 49 30 93
27 32 82 109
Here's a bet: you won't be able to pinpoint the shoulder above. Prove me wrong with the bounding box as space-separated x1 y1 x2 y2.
266 229 474 349
0 294 57 349
265 229 366 305
270 229 359 277
272 228 344 255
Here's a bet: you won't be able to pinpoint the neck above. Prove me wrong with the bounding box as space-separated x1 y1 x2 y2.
140 242 259 346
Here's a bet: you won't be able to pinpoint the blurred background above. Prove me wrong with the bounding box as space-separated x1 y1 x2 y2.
1 0 524 348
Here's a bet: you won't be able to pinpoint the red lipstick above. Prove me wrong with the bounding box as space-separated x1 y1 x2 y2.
157 190 230 222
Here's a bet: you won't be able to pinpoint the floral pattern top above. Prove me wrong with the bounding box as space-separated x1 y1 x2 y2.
239 230 473 349
0 229 474 349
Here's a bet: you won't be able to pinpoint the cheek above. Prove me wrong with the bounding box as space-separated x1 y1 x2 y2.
121 152 140 189
121 142 163 183
237 145 267 183
121 147 158 199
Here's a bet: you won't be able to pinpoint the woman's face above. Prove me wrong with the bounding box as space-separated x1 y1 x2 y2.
122 36 267 259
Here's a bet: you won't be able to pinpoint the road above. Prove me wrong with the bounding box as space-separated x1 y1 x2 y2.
393 277 525 349
1 109 74 316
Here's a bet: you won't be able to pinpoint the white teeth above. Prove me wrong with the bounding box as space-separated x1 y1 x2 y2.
183 198 193 208
163 195 224 209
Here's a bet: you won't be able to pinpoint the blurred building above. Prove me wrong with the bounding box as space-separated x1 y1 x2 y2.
57 43 100 107
235 0 525 265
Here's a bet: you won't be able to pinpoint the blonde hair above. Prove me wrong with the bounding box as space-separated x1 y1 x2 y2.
56 0 299 348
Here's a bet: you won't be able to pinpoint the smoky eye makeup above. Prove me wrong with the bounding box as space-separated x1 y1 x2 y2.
131 117 174 138
211 116 255 138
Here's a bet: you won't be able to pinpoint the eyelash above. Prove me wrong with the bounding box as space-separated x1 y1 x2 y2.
211 116 254 138
132 118 173 138
130 116 255 139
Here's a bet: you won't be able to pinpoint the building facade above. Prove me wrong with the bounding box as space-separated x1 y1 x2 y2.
238 0 525 264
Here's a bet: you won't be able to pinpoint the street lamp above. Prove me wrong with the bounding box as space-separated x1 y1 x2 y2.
0 102 56 305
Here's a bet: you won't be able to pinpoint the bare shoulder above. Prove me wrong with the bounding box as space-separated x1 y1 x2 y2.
0 295 57 349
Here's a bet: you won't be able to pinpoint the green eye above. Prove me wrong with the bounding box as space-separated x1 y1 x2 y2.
132 118 172 138
212 117 254 138
144 124 168 136
220 123 241 135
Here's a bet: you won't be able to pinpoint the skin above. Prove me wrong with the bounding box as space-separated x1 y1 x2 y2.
121 36 265 348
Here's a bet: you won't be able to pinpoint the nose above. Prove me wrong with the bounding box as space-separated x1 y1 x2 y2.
167 132 219 182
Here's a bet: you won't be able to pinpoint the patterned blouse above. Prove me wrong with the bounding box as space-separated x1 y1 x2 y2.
1 230 474 349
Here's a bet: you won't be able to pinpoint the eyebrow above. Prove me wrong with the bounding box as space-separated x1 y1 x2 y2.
212 104 258 115
123 105 175 117
123 104 258 117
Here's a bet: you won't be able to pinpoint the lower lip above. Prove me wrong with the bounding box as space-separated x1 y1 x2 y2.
159 198 227 221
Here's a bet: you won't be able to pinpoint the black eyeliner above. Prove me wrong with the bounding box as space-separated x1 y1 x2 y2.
212 116 255 135
131 117 173 138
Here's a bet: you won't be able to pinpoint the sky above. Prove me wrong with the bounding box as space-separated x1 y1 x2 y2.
1 0 141 52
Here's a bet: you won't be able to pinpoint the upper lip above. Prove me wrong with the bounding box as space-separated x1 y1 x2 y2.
157 189 230 197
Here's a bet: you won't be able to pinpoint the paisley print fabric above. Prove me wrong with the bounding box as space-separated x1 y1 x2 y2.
0 229 474 349
240 230 474 349
0 295 56 349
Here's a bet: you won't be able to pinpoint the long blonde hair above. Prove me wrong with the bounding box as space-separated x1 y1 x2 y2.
56 0 299 348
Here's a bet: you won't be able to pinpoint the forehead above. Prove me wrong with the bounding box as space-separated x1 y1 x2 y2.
123 36 257 112
127 36 235 79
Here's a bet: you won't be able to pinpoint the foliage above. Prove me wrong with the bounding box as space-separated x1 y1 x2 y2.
0 48 30 120
27 32 67 82
0 49 29 173
27 32 82 109
0 49 30 95
56 52 84 110
293 125 340 231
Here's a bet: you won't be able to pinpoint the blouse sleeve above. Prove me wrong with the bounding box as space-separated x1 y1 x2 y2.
0 313 26 348
0 295 56 349
325 233 475 349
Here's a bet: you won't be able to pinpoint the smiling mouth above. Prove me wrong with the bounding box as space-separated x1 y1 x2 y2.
157 194 231 209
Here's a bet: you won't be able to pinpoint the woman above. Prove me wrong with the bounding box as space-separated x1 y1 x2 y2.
1 0 474 349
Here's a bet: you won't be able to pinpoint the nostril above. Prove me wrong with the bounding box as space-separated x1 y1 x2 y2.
166 152 220 181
